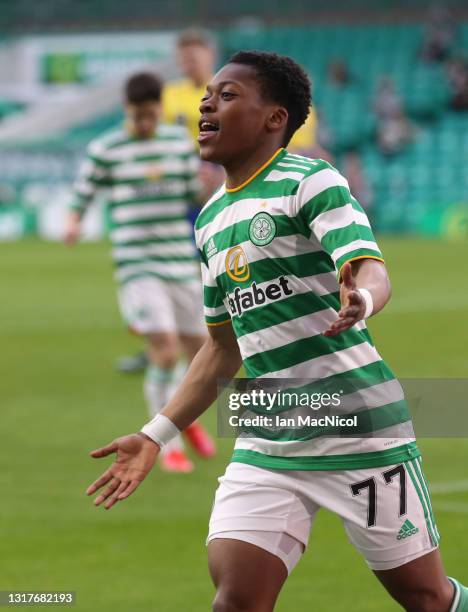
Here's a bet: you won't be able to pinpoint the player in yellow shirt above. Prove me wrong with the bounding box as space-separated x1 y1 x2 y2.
163 29 217 142
163 29 225 201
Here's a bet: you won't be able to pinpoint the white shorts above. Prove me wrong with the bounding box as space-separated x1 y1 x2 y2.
118 276 206 336
208 458 439 574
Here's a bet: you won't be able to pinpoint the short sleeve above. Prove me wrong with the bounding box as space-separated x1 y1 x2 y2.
296 165 384 278
199 251 231 327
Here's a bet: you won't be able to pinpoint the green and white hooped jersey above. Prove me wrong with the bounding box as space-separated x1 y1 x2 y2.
195 148 419 471
72 124 200 284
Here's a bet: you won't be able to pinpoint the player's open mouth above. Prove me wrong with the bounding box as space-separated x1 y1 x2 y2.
198 119 219 143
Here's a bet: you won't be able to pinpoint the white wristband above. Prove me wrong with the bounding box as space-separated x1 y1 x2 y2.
141 414 180 448
358 288 374 319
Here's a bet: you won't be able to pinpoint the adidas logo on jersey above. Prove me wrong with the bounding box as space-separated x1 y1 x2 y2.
206 238 218 259
397 519 419 540
226 276 293 317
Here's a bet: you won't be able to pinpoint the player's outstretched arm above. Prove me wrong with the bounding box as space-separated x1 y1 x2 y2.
324 259 391 337
160 321 242 431
87 321 242 509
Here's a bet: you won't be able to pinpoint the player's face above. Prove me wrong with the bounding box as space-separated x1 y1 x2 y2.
125 101 161 139
198 63 280 165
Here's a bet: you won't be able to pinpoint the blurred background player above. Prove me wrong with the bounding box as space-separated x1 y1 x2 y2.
64 71 215 472
117 29 222 374
163 28 217 143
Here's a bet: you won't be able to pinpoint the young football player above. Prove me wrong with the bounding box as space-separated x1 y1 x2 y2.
87 53 467 610
67 72 215 472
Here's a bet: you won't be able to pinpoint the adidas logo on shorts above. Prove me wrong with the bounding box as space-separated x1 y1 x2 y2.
397 519 419 540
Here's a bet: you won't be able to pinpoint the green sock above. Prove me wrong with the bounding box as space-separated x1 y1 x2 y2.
449 578 468 611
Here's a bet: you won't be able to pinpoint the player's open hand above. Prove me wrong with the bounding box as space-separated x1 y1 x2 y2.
86 433 159 509
324 262 366 337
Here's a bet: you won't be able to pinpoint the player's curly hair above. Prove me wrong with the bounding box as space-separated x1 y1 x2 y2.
228 50 311 146
124 72 163 104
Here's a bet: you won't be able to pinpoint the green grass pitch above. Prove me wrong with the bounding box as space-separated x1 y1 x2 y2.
0 237 467 611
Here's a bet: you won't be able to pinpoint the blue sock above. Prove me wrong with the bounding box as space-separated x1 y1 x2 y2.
449 578 468 611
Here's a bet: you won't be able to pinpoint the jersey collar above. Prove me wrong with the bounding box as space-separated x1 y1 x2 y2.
225 148 285 193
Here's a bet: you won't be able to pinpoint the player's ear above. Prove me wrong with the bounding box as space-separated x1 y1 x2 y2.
265 106 288 135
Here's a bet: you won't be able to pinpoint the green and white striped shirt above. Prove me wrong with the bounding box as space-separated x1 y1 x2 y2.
72 124 200 283
195 148 419 471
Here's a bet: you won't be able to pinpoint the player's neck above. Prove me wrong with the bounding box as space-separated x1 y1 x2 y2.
224 144 283 191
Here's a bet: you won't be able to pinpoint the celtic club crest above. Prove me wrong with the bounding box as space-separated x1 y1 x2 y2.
249 212 276 246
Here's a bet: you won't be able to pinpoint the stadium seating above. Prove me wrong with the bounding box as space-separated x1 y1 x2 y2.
222 23 467 232
0 21 467 236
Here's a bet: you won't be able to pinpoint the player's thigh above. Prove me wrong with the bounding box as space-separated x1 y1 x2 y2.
318 456 440 572
117 276 177 337
208 538 288 612
373 548 454 611
208 462 312 610
169 279 206 338
208 463 315 574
